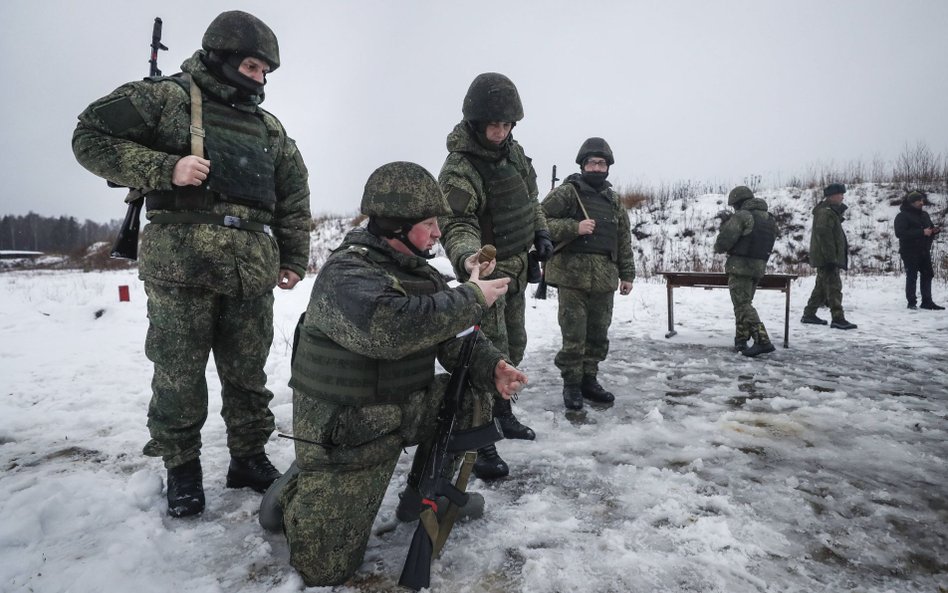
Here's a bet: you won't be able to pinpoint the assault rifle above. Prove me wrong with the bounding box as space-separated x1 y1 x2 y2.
399 324 504 591
534 165 559 299
109 17 168 260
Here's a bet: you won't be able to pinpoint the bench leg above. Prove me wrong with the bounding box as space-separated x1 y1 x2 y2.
665 284 677 338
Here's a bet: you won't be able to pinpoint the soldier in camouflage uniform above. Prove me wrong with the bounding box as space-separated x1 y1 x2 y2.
541 138 635 409
438 72 553 479
801 183 857 329
72 11 311 517
713 186 778 358
269 162 526 586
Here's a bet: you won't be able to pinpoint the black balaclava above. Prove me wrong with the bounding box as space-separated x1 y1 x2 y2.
581 161 609 189
468 121 514 153
368 217 435 259
204 50 266 97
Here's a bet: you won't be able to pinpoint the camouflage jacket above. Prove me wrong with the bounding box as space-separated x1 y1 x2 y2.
808 200 849 270
438 122 547 291
540 174 635 292
72 51 311 297
303 227 505 393
714 197 771 278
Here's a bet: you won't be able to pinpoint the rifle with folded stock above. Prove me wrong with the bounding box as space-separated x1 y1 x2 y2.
109 17 167 260
398 324 504 591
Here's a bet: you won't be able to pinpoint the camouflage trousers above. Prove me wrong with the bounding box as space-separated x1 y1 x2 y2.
803 267 844 321
554 287 615 384
728 274 771 345
281 376 487 586
142 282 275 469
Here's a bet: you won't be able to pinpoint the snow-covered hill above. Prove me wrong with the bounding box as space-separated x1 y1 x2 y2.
307 183 947 279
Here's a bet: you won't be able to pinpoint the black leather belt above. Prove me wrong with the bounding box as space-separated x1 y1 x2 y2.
149 212 273 236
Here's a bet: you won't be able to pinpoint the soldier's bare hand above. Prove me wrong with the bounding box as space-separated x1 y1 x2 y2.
619 281 633 295
278 269 301 290
463 251 496 277
493 360 527 399
468 263 508 307
578 218 596 235
172 155 211 186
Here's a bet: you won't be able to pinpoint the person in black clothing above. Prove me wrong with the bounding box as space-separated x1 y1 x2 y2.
894 190 943 310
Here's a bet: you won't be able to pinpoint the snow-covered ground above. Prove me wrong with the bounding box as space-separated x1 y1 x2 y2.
1 269 946 593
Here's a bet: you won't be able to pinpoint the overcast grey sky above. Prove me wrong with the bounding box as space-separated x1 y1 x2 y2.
2 0 947 223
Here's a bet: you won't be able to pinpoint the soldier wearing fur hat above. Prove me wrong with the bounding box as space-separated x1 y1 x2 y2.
72 11 311 517
894 190 944 310
541 138 635 408
437 73 552 479
714 186 778 357
801 183 857 329
261 162 525 586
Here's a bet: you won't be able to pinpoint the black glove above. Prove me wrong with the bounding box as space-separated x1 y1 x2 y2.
533 230 554 262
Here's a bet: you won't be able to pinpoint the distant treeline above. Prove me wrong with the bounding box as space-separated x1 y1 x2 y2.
0 213 120 253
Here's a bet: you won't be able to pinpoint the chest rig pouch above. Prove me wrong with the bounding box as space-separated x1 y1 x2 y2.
566 182 619 259
289 245 442 406
467 156 536 260
202 101 277 211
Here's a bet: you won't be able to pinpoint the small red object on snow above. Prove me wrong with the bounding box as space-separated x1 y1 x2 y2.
118 285 130 302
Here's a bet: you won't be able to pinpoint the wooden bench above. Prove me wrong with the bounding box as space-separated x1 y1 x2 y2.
658 271 799 348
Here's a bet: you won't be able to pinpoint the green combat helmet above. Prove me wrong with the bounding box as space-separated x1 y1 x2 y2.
728 185 755 206
462 73 524 123
361 162 451 220
203 11 280 70
576 137 615 166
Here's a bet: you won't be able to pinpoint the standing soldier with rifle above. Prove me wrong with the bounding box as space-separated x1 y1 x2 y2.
259 162 526 586
72 11 311 518
541 138 634 410
437 72 553 479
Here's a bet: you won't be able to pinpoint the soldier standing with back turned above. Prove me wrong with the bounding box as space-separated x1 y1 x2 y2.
541 138 634 409
438 73 554 479
801 183 857 329
72 11 311 517
714 186 778 357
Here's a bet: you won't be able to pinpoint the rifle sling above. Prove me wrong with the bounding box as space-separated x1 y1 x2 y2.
186 74 205 157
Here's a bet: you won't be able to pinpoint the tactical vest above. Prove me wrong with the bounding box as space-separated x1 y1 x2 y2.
145 76 277 212
466 156 536 260
730 210 776 261
288 244 441 406
564 181 619 259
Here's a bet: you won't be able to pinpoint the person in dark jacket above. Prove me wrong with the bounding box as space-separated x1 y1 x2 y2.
801 183 857 329
894 190 943 310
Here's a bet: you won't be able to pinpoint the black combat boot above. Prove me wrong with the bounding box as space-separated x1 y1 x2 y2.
494 398 535 440
227 452 282 493
472 444 509 480
734 338 748 353
830 319 857 330
920 302 945 310
800 314 828 325
167 458 204 518
563 383 583 410
581 375 615 404
742 341 776 357
259 460 300 532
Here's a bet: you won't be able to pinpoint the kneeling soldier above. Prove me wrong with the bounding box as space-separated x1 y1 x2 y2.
263 162 527 586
